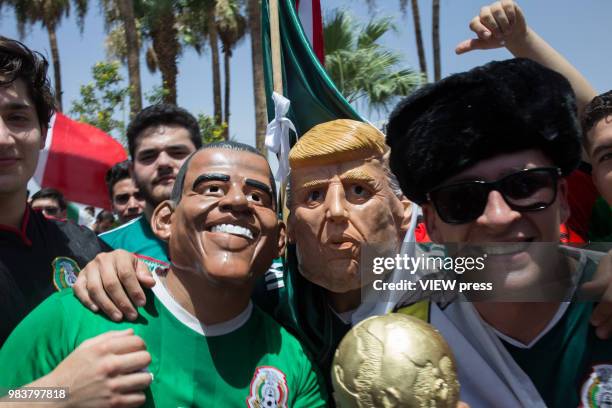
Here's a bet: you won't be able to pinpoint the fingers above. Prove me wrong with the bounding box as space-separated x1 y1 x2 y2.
491 4 511 35
108 351 152 375
86 258 124 322
109 253 144 319
105 333 147 356
469 16 491 40
107 372 153 394
73 272 98 313
136 261 156 289
479 5 501 38
501 0 517 25
107 392 147 408
455 38 502 55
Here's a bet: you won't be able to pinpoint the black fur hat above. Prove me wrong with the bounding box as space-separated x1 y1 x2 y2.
386 58 581 205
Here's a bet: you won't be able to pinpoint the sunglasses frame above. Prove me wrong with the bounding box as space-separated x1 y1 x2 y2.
426 167 563 225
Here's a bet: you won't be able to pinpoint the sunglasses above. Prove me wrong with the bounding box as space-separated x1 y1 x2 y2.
426 167 562 224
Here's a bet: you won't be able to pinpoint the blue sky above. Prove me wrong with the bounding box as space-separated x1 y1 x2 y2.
1 0 611 148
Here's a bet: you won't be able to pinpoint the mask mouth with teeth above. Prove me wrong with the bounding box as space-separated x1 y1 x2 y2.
152 148 285 287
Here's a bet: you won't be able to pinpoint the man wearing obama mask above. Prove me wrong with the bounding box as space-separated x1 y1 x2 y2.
0 142 326 407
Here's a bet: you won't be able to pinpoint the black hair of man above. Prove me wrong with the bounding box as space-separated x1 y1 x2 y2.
386 58 581 205
105 160 131 199
126 104 202 159
582 90 612 148
31 188 67 211
0 36 55 129
170 141 277 209
96 209 115 223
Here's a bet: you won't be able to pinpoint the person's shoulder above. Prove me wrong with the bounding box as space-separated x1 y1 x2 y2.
252 304 309 354
99 216 144 244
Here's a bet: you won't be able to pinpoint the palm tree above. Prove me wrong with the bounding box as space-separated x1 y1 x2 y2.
324 10 422 114
1 0 88 111
142 0 180 104
247 0 266 154
410 0 427 80
432 0 440 81
116 0 141 115
178 0 222 123
364 0 426 80
216 0 247 137
101 0 142 116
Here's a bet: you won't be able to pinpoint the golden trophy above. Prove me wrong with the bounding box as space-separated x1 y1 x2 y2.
331 314 460 408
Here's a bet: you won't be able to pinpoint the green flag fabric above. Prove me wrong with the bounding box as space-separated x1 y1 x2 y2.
260 0 366 374
261 0 363 136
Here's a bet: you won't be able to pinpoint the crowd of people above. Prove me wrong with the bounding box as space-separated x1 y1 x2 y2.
1 1 612 407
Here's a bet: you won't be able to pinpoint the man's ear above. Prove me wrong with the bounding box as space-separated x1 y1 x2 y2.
151 201 174 242
276 221 287 258
286 212 295 244
422 204 442 244
558 179 570 224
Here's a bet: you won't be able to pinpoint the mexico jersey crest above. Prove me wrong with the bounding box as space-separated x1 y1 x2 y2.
581 364 612 407
52 257 80 290
247 366 289 408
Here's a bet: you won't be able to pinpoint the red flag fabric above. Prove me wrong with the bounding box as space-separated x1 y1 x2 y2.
32 113 127 209
296 0 325 64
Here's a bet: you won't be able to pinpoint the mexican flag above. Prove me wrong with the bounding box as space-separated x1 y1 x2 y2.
28 112 128 222
262 0 363 136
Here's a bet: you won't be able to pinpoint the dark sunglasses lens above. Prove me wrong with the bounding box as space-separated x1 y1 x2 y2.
502 169 556 209
431 183 488 224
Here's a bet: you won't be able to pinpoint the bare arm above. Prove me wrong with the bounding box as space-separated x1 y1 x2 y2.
456 0 597 115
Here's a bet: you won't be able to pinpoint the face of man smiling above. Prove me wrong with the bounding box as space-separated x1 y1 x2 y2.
153 148 285 286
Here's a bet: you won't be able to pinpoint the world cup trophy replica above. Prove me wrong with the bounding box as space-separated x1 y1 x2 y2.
331 314 460 408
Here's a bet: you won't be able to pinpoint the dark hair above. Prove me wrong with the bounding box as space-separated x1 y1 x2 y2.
96 210 115 223
31 187 67 210
0 36 55 128
105 160 131 199
170 141 277 207
387 58 581 204
126 104 202 159
582 90 612 147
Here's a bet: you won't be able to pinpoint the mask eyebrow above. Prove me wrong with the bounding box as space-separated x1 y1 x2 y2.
245 179 273 198
192 173 230 190
339 169 377 184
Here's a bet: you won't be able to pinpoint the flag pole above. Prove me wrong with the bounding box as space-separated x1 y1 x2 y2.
268 0 290 223
269 0 284 94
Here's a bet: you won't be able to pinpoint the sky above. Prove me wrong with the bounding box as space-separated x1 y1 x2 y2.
1 0 611 149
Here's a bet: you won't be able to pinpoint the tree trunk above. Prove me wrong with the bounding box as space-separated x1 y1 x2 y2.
410 0 427 81
150 11 178 104
46 25 62 111
223 49 231 139
118 0 142 116
248 0 267 155
432 0 441 81
209 13 223 126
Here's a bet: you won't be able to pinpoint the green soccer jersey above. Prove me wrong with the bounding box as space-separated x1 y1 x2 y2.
99 216 169 271
504 297 612 408
0 282 327 407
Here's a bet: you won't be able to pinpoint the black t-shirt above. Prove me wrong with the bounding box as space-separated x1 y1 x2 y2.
0 206 110 345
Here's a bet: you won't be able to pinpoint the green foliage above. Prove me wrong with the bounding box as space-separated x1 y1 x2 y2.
323 9 423 114
144 85 171 105
70 61 128 135
198 113 227 144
